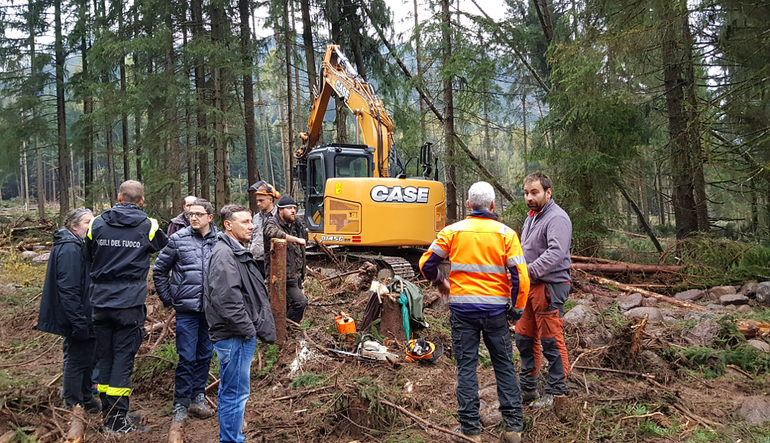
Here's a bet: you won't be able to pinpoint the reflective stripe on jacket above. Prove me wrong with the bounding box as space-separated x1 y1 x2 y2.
419 211 530 318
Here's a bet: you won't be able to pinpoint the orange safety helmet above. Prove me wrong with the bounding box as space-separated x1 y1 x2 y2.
248 180 280 199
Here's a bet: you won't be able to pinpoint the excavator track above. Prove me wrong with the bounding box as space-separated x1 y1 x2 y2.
306 246 420 280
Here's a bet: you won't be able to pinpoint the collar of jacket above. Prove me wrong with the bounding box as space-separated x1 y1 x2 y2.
192 222 219 239
275 213 299 231
469 210 498 220
528 198 554 218
218 231 250 257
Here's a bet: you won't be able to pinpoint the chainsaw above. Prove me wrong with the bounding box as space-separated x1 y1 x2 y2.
326 335 400 362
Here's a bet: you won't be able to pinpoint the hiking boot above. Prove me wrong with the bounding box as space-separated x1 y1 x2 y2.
172 403 188 423
103 416 150 435
188 393 215 419
452 428 482 442
530 393 554 408
82 397 101 415
500 430 522 443
521 388 540 403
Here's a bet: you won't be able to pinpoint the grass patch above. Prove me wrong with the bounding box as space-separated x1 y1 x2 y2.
253 342 280 377
134 342 178 381
0 252 47 288
0 370 39 391
563 299 576 314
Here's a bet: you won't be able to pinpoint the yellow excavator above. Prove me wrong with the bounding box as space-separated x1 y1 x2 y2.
296 45 446 277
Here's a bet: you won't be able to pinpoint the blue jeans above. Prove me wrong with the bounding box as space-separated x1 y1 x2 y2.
175 312 213 407
451 311 523 435
214 337 256 443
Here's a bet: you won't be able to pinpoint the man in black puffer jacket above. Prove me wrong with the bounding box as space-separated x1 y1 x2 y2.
84 180 168 435
153 199 217 423
38 208 97 412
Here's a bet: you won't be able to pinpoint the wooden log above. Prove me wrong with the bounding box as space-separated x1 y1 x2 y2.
737 320 770 338
571 255 619 264
168 420 184 443
270 239 287 345
580 273 707 310
379 293 406 342
64 405 85 442
572 263 682 274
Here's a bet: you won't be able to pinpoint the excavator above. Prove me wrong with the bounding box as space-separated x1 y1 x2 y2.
295 45 446 278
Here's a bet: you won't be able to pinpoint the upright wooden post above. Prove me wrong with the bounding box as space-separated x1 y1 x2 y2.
270 238 287 344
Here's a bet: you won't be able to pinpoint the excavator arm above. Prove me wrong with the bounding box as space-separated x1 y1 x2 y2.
298 45 394 177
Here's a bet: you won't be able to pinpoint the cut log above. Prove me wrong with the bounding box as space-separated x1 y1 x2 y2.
168 420 184 443
379 292 406 342
574 281 617 298
65 405 86 442
572 263 682 274
737 320 770 338
571 255 620 264
580 273 707 311
270 239 287 344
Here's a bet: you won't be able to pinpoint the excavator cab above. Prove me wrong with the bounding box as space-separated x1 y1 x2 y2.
298 143 374 231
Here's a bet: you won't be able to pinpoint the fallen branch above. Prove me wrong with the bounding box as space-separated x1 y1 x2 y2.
64 405 85 442
578 272 707 311
571 255 620 265
572 365 665 389
320 269 362 282
149 311 176 352
620 411 664 421
572 263 682 274
313 235 340 266
672 403 720 429
379 398 480 443
737 320 770 338
271 386 332 402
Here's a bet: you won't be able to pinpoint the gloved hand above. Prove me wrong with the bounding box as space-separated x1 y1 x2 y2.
506 306 523 324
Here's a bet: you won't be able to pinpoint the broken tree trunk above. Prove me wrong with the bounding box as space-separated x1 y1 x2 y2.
580 273 707 310
334 262 378 295
168 420 184 443
572 263 683 274
270 238 287 345
737 320 770 338
65 405 85 442
380 292 406 343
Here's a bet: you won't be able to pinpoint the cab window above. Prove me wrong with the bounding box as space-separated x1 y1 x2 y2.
335 155 369 178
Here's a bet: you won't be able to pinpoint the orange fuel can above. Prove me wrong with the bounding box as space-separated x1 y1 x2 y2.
335 312 356 338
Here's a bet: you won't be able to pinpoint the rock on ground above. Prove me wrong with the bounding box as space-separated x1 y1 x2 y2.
563 305 598 325
683 319 720 347
32 253 50 264
583 327 613 349
618 293 643 311
736 305 752 314
675 289 705 302
709 286 738 298
21 251 39 260
641 297 658 307
740 282 758 297
478 387 501 426
756 282 770 306
747 339 770 353
720 294 750 306
740 397 770 425
623 307 664 322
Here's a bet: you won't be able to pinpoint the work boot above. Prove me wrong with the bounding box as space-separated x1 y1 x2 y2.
103 415 150 435
500 430 522 443
172 403 188 423
452 428 482 442
188 393 215 419
82 397 101 415
530 393 554 408
521 388 540 404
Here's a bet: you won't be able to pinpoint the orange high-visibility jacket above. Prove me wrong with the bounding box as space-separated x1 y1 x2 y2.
419 214 530 317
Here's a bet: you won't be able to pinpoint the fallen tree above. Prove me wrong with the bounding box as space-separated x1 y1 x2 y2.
578 272 707 310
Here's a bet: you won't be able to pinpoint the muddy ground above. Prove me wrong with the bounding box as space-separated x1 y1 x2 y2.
1 247 770 442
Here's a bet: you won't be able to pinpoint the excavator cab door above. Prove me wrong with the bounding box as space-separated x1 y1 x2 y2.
306 155 326 231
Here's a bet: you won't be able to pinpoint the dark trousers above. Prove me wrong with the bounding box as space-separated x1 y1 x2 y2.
93 305 145 426
286 281 308 324
515 282 570 396
451 311 523 435
174 312 213 407
62 337 96 407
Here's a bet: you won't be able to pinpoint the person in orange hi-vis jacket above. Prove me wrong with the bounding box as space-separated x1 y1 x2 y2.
420 181 530 443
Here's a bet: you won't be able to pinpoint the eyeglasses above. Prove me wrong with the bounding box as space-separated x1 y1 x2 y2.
189 212 209 219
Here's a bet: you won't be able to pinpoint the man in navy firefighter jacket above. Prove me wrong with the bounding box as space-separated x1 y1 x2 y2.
84 180 168 435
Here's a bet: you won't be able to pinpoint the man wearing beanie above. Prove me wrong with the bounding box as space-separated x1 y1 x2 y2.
264 195 308 323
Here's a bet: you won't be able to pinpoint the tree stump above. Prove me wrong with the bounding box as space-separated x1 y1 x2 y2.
379 292 406 343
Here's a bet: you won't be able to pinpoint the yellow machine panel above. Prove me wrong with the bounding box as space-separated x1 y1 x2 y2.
316 177 445 247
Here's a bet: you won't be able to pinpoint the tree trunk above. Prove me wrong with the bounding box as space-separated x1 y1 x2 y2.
211 2 229 209
120 0 130 182
660 1 698 239
300 0 317 89
522 92 528 176
166 5 182 215
192 0 209 200
55 0 70 216
414 0 426 142
284 0 294 195
36 139 44 218
442 0 457 222
330 0 347 144
29 2 45 218
240 0 260 212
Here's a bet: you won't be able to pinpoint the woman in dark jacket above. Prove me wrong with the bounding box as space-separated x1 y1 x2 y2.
37 208 98 411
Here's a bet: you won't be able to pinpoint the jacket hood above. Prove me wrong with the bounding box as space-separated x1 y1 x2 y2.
101 203 148 227
53 228 82 245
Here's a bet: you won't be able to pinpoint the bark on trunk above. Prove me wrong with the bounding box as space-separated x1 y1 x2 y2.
55 0 70 216
283 0 294 195
300 0 317 88
192 0 209 200
240 0 260 212
442 0 457 222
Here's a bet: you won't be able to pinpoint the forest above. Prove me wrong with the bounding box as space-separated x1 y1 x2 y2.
0 0 766 249
1 0 770 442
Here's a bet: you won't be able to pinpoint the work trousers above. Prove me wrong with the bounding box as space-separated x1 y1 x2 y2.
286 280 308 324
515 282 570 396
62 337 96 408
174 312 213 407
451 311 523 435
93 305 145 427
214 336 257 443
